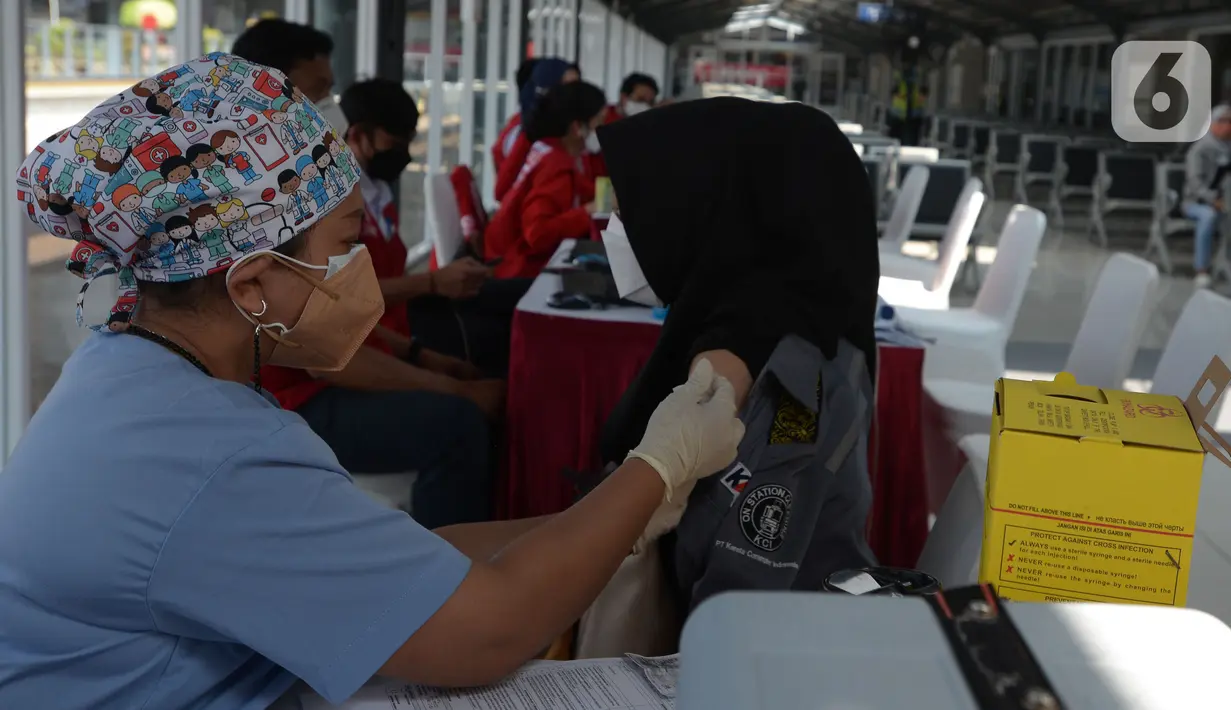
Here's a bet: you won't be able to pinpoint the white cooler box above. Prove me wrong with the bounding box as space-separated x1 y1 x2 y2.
680 590 1231 710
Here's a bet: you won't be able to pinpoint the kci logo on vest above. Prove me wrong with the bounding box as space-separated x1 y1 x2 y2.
1112 41 1211 143
740 484 792 552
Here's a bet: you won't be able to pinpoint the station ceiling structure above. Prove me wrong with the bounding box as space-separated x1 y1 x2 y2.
624 0 1228 48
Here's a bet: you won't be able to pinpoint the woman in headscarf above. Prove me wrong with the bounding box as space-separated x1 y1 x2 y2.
493 58 581 201
492 58 540 173
484 80 607 279
0 57 743 709
596 97 881 612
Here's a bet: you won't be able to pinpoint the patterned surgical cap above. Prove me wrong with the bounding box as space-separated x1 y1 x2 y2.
15 52 361 328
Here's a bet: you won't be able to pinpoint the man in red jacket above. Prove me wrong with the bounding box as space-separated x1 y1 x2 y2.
237 25 502 529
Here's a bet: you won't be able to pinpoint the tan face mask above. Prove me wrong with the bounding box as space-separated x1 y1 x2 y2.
229 245 385 372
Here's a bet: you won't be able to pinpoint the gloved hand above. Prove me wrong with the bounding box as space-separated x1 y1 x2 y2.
627 358 745 502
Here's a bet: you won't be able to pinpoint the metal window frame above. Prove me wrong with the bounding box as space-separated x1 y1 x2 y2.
482 0 504 201
175 0 204 62
355 0 380 80
284 0 311 23
506 0 525 121
531 0 546 56
460 0 478 166
1 0 27 462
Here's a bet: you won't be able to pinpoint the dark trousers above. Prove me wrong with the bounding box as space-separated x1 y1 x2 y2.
297 388 492 529
408 278 534 378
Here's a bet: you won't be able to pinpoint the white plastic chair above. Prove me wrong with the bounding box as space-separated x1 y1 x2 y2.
896 204 1047 385
916 433 989 588
350 472 419 511
425 172 464 268
879 178 985 311
1150 289 1231 402
924 252 1160 442
877 165 929 257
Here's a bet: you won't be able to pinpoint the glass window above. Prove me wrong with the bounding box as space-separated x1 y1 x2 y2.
1091 42 1111 130
1055 45 1073 124
26 0 177 81
23 0 183 408
203 0 282 53
1020 48 1039 121
313 0 358 91
1039 45 1056 122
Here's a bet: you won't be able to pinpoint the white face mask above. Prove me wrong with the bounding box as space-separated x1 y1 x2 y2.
315 94 349 136
624 100 651 116
584 129 602 154
601 213 661 307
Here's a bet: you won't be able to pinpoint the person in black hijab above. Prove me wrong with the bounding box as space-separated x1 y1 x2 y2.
594 97 881 613
598 97 879 466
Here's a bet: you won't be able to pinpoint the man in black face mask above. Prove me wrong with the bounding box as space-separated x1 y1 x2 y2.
342 79 531 379
340 79 493 305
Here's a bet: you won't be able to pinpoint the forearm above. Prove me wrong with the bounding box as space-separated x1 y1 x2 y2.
434 515 555 561
314 345 458 395
372 325 411 360
524 208 590 251
482 460 664 660
380 273 434 304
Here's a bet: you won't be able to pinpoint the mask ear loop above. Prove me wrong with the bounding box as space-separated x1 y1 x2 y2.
251 300 267 393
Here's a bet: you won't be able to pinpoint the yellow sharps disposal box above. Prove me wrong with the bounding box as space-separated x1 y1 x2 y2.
979 362 1230 608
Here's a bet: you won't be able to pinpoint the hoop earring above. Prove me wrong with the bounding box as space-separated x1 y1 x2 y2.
251 300 267 393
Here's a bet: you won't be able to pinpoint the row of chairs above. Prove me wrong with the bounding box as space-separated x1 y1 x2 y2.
883 204 1048 387
878 170 985 311
854 135 974 243
928 114 1228 278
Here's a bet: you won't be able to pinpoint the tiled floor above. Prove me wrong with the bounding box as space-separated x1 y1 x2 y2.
944 193 1220 385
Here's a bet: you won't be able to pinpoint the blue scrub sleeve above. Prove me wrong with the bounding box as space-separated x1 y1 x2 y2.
145 423 471 703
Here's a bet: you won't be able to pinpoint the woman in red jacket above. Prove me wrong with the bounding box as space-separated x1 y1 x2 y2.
493 59 581 201
492 59 540 174
485 80 607 279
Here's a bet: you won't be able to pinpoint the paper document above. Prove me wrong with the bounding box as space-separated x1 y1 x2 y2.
301 657 675 710
623 654 678 699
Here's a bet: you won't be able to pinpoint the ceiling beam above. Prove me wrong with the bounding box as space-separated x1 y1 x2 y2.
1053 0 1129 31
635 0 733 22
910 5 995 42
810 14 893 45
647 6 737 38
932 0 1047 35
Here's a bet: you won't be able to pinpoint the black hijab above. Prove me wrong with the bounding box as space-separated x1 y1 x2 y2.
597 97 879 465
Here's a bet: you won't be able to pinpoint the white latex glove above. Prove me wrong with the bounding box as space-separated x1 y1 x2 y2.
627 358 745 502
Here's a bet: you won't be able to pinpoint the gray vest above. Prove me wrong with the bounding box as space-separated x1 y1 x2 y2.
671 335 876 612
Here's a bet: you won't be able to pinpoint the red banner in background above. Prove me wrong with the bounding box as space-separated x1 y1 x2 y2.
693 61 789 89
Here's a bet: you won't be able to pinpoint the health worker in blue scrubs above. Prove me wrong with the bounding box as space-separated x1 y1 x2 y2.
0 56 745 710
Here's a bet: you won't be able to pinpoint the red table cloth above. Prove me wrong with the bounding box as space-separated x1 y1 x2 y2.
499 275 929 567
500 309 660 518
